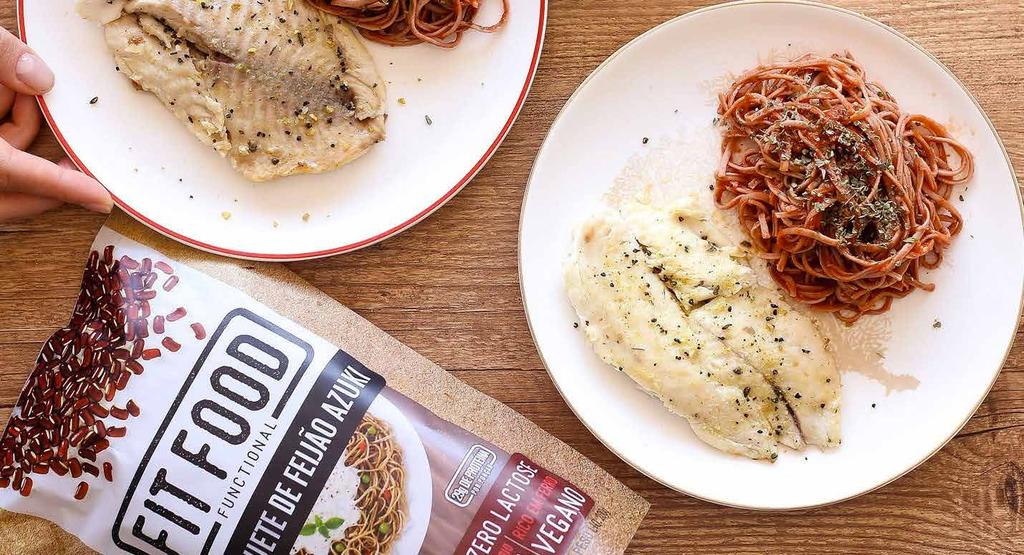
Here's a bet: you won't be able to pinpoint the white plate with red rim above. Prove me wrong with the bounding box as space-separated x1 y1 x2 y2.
20 0 546 261
519 0 1024 509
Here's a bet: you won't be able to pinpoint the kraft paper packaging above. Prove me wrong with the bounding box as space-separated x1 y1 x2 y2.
0 211 649 554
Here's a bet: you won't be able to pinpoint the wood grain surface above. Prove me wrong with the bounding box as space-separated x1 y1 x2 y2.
1 1 1023 553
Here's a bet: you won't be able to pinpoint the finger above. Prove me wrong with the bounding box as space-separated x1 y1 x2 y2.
0 86 15 119
0 145 112 212
0 94 41 150
56 157 113 212
0 191 62 221
0 27 54 95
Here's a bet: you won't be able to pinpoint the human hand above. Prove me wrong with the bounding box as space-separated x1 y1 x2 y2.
0 26 112 222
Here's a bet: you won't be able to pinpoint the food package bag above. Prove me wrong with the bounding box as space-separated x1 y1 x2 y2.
0 211 648 554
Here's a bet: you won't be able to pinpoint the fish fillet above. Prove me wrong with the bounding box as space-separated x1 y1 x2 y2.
566 210 800 460
622 199 842 448
565 197 841 460
691 292 841 447
82 0 386 181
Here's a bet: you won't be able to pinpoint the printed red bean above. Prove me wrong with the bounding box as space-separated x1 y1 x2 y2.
166 307 187 322
163 275 179 292
51 460 68 476
74 482 89 500
141 349 161 360
103 462 113 482
153 315 165 334
70 429 88 448
86 388 102 403
82 462 99 477
126 400 140 417
162 337 181 353
119 256 139 270
191 323 207 340
126 359 144 375
69 459 82 479
20 477 32 496
154 261 174 275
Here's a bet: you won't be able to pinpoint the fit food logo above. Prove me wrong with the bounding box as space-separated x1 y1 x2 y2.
112 308 314 555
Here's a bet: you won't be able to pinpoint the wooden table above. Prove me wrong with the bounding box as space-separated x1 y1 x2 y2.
1 1 1022 552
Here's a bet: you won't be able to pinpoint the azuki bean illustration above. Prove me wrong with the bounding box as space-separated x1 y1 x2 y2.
0 246 203 500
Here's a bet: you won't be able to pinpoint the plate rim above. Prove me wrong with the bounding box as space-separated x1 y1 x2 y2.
19 0 548 262
517 0 1024 510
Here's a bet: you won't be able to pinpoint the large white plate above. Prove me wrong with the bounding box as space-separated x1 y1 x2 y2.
21 1 545 260
519 0 1024 509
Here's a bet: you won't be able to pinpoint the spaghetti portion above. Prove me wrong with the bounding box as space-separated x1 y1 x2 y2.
305 0 509 48
330 414 406 554
715 52 973 323
293 414 406 555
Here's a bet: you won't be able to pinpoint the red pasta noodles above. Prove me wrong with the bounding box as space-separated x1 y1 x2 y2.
715 52 974 324
306 0 509 48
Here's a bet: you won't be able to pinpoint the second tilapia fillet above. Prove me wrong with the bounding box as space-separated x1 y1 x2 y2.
565 197 841 461
82 0 386 181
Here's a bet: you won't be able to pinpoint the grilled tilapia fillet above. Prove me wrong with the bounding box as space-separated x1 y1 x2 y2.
692 290 841 447
566 210 800 461
565 197 841 460
621 199 841 449
84 0 386 181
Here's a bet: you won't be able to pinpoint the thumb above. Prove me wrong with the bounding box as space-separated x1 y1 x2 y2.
0 27 53 95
